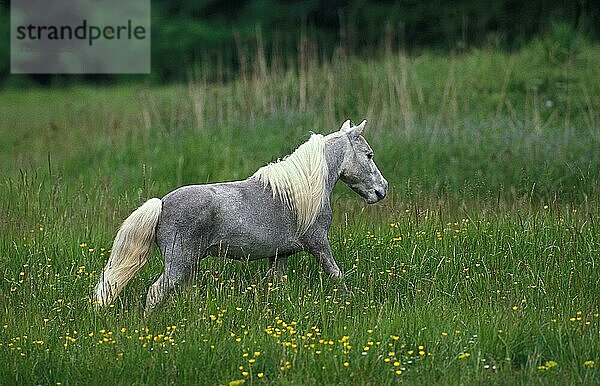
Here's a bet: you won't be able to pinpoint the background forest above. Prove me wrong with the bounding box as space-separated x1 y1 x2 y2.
1 0 599 85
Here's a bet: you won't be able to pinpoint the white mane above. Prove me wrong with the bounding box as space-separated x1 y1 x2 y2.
253 134 328 234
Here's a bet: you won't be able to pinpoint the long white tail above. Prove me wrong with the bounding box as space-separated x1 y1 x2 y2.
94 198 162 307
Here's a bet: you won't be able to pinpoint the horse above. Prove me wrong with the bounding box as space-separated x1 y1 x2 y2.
93 119 388 315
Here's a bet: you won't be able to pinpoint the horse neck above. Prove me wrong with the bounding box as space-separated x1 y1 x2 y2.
324 134 347 196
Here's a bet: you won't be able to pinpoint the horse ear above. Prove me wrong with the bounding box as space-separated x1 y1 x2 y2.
353 120 367 136
340 119 352 132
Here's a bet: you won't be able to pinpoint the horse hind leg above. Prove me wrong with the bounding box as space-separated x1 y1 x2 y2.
144 238 205 316
144 260 201 316
144 273 177 317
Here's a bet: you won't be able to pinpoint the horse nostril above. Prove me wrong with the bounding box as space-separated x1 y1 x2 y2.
375 188 386 199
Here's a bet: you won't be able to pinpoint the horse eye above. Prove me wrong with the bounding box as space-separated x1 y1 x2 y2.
366 152 373 160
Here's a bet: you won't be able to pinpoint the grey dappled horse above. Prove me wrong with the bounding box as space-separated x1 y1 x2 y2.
94 119 388 315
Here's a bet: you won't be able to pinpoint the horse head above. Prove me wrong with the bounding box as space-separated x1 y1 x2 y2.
338 119 388 204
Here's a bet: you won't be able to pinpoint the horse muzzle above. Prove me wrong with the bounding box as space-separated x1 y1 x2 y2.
370 177 388 203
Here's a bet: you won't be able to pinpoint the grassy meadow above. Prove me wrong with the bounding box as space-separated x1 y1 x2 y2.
1 37 599 384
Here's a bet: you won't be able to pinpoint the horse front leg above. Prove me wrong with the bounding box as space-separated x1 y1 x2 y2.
307 233 350 293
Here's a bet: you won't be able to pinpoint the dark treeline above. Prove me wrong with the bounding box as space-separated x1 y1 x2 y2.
2 0 599 86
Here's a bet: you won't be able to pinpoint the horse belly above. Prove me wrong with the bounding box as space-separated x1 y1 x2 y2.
208 225 299 260
206 244 293 260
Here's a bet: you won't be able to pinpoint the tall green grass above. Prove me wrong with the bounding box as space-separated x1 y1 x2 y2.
0 40 599 384
2 38 599 200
